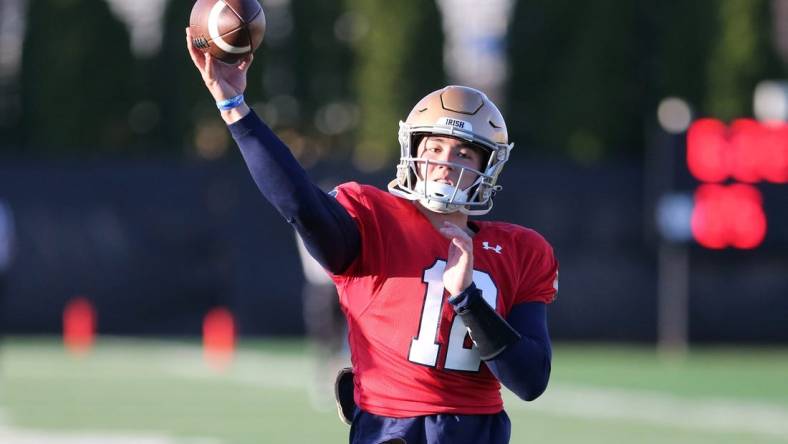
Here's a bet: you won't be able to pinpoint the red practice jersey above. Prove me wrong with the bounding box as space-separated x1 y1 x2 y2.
331 182 558 417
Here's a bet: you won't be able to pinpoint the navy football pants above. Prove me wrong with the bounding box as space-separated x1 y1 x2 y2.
349 409 511 444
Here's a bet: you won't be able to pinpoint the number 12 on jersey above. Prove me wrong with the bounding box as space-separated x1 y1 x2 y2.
408 260 498 372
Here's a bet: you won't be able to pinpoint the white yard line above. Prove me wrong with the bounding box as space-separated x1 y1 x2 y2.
5 342 788 439
0 408 221 444
507 384 788 437
0 430 219 444
169 356 788 438
163 349 314 390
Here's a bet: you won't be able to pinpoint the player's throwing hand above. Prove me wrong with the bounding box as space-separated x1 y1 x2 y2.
185 27 252 103
438 221 474 296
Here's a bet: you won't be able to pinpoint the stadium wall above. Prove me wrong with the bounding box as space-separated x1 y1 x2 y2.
0 161 786 343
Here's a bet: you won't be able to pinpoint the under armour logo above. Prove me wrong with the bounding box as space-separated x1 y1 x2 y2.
482 242 503 254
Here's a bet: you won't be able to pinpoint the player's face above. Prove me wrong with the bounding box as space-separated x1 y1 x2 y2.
416 136 484 190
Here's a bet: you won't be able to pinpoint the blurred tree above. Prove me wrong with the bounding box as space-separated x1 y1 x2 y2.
155 0 352 162
19 0 136 155
648 1 719 112
9 0 784 161
508 0 784 163
704 0 781 121
508 1 644 164
0 0 27 149
289 0 354 122
156 0 233 157
281 0 355 165
344 0 445 171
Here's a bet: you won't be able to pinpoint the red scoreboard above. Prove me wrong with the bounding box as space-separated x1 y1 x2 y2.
686 118 788 249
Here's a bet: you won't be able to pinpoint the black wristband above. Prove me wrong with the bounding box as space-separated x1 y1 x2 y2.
449 283 522 360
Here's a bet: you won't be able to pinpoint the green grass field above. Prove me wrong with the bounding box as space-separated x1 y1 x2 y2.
1 337 787 443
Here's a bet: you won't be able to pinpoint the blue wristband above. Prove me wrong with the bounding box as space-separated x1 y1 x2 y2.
216 94 244 111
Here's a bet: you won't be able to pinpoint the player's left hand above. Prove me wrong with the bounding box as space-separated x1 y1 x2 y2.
439 221 473 296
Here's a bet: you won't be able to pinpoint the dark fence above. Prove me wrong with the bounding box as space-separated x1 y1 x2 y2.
1 160 786 343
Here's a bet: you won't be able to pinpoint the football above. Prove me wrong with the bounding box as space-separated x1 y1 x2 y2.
189 0 266 64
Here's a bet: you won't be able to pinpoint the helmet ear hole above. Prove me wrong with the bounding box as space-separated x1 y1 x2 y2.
411 134 427 157
473 144 493 171
466 183 480 201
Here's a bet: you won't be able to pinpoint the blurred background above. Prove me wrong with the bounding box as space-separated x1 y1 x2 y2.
0 0 787 443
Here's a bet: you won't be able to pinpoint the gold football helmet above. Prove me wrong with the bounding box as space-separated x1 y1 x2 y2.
388 85 513 215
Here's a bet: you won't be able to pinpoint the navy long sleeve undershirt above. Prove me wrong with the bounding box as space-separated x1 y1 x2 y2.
228 110 360 274
227 109 551 402
486 302 552 401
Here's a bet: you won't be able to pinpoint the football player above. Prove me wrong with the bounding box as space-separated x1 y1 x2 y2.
187 29 558 444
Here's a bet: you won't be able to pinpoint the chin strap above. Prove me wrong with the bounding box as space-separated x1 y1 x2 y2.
448 283 522 360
